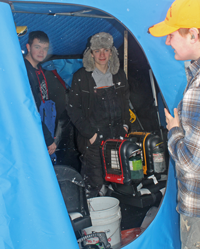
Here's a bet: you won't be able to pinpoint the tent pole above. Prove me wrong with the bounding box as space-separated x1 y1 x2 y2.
124 30 128 79
124 30 144 131
149 69 163 140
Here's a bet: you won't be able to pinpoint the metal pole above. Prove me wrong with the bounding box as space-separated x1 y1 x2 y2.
124 30 144 130
149 69 163 140
124 30 128 79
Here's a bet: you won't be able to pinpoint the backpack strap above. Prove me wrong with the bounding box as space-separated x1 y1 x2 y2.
52 69 66 89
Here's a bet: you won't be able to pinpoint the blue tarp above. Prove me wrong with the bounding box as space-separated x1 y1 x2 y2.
42 59 83 88
0 0 185 248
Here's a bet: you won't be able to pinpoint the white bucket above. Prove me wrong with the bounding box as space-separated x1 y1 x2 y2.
82 197 121 248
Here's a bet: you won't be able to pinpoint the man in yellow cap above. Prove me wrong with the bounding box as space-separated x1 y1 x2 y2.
149 0 200 248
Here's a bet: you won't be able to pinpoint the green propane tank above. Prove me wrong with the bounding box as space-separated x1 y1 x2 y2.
129 148 143 180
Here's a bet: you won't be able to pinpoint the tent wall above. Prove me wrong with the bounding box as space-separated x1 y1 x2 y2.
0 2 79 249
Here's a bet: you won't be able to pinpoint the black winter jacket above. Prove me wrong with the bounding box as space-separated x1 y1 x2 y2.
67 67 130 152
24 59 54 146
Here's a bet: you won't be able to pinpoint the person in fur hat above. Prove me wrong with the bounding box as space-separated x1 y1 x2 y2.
67 32 130 198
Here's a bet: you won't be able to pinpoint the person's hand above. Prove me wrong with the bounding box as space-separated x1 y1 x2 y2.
89 133 97 145
164 108 180 131
48 142 57 155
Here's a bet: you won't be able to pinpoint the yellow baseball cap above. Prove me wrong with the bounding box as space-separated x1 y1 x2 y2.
149 0 200 37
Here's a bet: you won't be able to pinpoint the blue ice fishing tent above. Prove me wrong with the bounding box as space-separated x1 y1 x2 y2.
0 0 186 248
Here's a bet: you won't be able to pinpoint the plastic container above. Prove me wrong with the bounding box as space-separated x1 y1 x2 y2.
153 145 166 173
82 197 121 248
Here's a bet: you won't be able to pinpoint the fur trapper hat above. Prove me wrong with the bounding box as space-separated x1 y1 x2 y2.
83 32 120 75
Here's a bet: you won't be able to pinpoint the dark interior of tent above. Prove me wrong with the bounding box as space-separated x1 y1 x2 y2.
12 2 169 247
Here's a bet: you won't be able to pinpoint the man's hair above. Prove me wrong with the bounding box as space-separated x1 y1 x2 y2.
178 28 200 40
28 31 49 45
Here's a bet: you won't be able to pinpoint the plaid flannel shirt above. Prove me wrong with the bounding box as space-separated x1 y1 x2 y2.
168 58 200 217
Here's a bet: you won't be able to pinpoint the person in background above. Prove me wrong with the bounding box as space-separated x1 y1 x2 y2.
149 0 200 248
67 32 130 198
24 31 57 156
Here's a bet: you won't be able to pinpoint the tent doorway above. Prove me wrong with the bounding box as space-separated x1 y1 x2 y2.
12 2 169 247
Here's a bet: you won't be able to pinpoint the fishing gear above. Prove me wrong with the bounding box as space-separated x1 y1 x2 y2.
78 232 112 249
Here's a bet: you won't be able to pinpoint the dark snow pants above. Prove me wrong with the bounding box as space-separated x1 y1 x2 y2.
80 85 126 198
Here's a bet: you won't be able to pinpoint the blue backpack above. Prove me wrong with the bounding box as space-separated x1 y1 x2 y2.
39 99 57 162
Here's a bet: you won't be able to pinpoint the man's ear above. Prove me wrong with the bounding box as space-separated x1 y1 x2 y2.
189 28 199 43
26 44 30 53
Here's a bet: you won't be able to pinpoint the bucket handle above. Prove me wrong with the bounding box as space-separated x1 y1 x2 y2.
107 218 121 240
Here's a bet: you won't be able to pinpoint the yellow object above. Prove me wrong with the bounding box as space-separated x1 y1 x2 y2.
149 0 200 37
16 26 28 37
127 132 150 175
129 109 136 123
